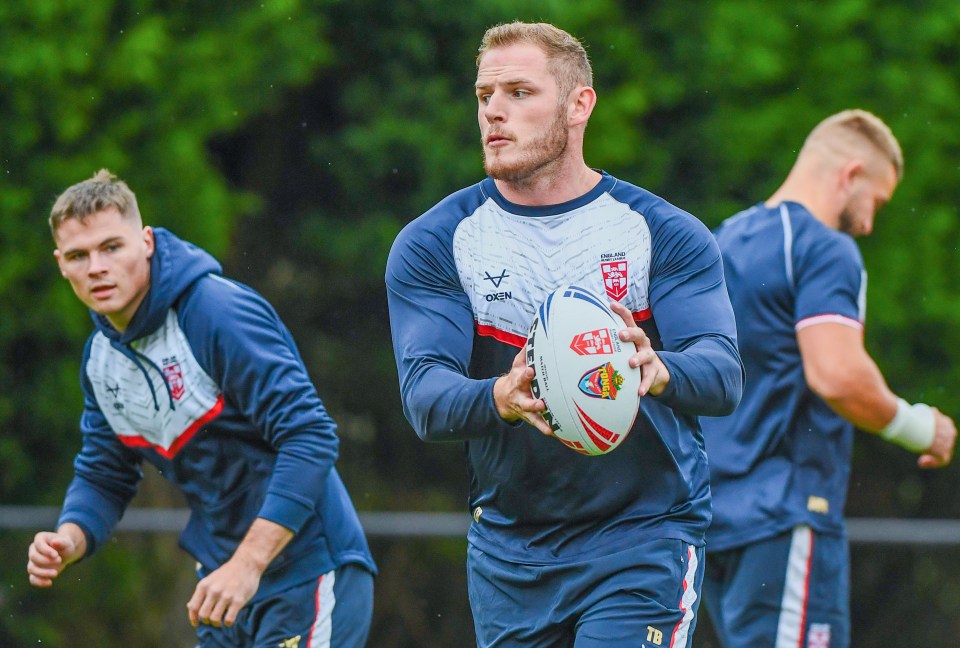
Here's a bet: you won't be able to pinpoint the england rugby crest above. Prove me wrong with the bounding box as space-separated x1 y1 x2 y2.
162 360 186 401
578 362 624 400
569 328 615 356
600 260 628 301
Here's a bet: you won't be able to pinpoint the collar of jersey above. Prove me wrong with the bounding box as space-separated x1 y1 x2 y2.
480 170 615 217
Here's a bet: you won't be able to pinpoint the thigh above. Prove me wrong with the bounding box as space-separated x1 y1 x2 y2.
715 525 849 648
196 618 251 648
210 565 374 648
573 540 705 648
467 544 572 648
701 547 740 648
329 564 375 648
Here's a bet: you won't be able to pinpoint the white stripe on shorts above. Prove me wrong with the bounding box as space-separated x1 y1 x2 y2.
776 525 814 648
308 569 337 648
669 544 699 648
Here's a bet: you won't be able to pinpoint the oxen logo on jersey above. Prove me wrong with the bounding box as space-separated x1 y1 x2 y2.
482 268 510 288
569 328 615 356
600 259 628 301
161 358 186 401
578 362 623 400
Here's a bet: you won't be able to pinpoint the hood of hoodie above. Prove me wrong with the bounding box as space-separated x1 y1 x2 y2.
91 228 223 344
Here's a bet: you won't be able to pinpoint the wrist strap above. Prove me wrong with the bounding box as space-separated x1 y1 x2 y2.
879 398 935 453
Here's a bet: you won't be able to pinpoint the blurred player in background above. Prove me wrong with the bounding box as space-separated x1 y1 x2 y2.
27 170 376 647
701 109 957 648
385 21 743 647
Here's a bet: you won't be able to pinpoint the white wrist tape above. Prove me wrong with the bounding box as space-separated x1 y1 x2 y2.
879 398 935 453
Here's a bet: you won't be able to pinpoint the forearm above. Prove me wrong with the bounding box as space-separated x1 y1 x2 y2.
229 518 294 574
816 361 898 432
401 368 506 442
656 335 743 416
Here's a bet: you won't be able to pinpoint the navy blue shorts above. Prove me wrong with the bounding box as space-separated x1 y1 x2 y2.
703 524 849 648
467 537 705 648
195 563 374 648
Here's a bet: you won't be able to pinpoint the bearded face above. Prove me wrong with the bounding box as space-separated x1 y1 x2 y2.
482 102 569 184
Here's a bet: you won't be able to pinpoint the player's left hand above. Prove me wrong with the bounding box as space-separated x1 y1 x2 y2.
186 556 262 628
610 301 670 397
918 408 957 469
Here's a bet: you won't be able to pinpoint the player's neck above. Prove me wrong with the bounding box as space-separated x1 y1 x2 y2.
495 163 601 207
766 180 840 231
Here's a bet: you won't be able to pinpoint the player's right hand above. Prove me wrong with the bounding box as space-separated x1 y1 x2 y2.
918 409 957 469
494 349 552 435
27 531 83 587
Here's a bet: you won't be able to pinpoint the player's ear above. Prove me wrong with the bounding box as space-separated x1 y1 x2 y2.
53 249 66 276
568 86 596 127
143 226 155 259
840 159 865 186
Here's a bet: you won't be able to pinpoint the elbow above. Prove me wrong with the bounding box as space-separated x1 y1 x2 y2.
710 376 743 417
714 357 745 416
716 389 742 417
401 402 447 443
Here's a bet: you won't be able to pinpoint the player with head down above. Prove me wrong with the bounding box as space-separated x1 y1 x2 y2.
386 21 743 647
701 110 957 648
26 170 377 647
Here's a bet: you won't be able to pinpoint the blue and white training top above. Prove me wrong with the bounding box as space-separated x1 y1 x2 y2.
702 201 865 552
386 171 743 564
57 228 375 600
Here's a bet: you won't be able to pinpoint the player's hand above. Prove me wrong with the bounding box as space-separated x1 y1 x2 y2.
918 409 956 469
27 530 84 587
186 556 262 629
494 348 552 435
610 301 670 397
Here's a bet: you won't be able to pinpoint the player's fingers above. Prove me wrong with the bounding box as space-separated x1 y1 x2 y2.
27 544 52 565
628 345 656 370
27 573 54 587
30 535 59 559
637 361 658 397
26 559 60 585
186 586 205 627
526 413 554 436
26 558 59 577
517 365 536 389
197 591 222 626
223 598 245 628
609 301 635 330
918 453 948 469
207 597 230 628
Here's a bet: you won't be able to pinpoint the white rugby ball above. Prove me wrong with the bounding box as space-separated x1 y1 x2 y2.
525 285 641 455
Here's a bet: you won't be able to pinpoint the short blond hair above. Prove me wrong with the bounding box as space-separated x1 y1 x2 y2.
804 109 904 180
477 21 592 102
49 169 141 237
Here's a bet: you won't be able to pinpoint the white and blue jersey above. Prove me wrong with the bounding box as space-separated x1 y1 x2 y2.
386 171 743 564
702 201 866 552
57 228 376 602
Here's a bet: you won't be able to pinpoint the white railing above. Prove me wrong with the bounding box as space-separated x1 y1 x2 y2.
2 506 959 544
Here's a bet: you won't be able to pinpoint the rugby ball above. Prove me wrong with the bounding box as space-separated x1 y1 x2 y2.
525 285 641 455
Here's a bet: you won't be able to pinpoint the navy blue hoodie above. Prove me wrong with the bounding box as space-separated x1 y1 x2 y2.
58 228 375 599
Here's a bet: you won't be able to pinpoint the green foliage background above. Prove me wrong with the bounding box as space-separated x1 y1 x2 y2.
2 0 959 646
